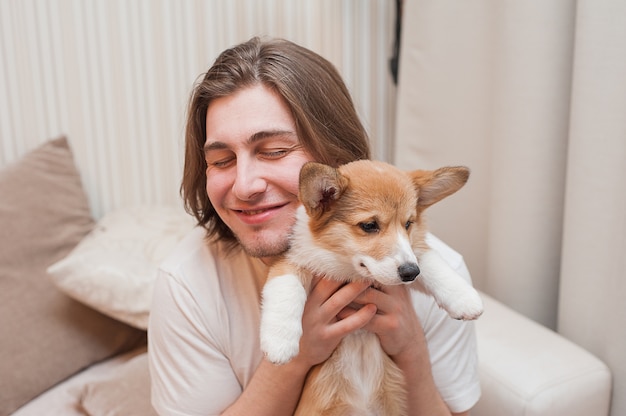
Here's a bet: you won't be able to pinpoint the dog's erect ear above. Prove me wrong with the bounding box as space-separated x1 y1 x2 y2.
299 162 348 216
410 166 470 209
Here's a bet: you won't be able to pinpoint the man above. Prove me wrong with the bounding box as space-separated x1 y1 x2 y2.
148 37 480 415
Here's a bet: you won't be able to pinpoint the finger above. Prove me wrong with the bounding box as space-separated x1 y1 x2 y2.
355 285 412 313
309 274 324 290
321 281 371 316
376 284 405 296
361 311 393 334
352 287 394 314
327 303 377 337
336 303 362 320
308 278 344 305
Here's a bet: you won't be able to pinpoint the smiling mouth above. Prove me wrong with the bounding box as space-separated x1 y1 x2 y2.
239 209 268 215
237 203 288 216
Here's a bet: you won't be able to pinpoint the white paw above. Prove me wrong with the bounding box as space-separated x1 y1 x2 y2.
261 329 301 365
442 287 484 320
415 249 484 320
260 273 308 365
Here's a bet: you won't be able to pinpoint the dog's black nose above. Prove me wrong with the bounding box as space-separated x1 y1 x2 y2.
398 263 420 282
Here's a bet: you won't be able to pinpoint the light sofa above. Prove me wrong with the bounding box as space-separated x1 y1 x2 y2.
0 137 611 415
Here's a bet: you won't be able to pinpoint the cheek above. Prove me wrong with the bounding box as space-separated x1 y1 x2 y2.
205 170 232 205
280 154 315 195
281 174 301 196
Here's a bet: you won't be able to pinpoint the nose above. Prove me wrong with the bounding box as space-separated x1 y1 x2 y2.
398 262 420 282
232 159 267 201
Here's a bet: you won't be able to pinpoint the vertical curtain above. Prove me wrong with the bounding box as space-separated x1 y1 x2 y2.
558 1 626 414
394 0 575 329
394 0 625 414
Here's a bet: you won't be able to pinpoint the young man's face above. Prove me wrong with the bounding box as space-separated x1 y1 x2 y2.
204 84 314 261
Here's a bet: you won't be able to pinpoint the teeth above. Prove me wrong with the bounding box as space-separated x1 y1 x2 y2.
242 209 266 215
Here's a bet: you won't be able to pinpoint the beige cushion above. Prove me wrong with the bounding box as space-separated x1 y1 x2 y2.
474 292 611 416
0 137 146 415
48 206 195 329
79 353 157 416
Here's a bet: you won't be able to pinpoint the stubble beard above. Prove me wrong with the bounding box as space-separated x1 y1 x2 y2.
236 231 291 259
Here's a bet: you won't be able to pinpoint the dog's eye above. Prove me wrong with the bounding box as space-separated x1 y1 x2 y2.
405 221 413 230
358 221 379 234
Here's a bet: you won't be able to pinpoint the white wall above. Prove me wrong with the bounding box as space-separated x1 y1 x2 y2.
0 0 396 218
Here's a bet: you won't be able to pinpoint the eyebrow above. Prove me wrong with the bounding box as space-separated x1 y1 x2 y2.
203 129 297 153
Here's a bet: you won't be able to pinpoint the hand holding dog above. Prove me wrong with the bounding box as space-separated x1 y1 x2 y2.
297 278 377 368
338 284 423 358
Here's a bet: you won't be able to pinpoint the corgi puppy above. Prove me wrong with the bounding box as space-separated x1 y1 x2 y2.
260 160 483 415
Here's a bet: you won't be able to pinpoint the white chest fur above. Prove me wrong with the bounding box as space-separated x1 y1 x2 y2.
330 330 389 397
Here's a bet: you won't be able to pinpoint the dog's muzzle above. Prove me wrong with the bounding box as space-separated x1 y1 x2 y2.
398 263 420 282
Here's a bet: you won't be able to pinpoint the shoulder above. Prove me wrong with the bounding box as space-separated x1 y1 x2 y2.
149 227 268 412
425 232 472 285
425 233 464 271
159 227 267 295
150 230 268 389
159 226 218 281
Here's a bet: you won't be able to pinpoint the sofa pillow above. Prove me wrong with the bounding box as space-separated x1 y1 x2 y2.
0 137 147 415
47 206 195 330
79 353 157 416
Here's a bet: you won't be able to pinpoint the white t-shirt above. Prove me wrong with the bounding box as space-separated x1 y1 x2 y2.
148 227 481 415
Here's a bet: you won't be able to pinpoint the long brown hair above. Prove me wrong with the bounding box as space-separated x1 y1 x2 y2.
181 37 371 244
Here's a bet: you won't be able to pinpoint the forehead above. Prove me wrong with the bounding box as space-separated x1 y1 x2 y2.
205 84 297 148
340 161 417 216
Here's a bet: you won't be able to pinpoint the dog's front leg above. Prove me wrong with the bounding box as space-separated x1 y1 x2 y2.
414 249 483 320
260 271 308 365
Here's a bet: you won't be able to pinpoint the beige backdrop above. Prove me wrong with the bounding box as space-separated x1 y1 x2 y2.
0 0 397 218
394 1 625 415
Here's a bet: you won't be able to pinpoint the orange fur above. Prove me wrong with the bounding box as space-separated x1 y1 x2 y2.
261 160 475 415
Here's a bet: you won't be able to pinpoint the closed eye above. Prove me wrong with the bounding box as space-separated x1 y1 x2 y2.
259 149 289 159
206 156 235 169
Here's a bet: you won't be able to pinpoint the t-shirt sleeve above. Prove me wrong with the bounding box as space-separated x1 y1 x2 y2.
148 267 241 416
415 234 482 413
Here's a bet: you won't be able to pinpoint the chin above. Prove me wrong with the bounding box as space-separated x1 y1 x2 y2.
238 231 290 259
